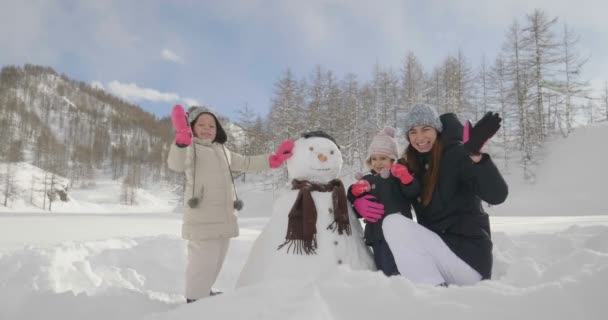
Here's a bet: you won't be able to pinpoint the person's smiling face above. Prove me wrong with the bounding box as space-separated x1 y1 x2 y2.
408 126 438 153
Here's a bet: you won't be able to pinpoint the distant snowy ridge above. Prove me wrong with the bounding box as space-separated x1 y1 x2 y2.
494 121 608 216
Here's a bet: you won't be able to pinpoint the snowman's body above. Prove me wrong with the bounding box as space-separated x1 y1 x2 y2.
237 133 375 288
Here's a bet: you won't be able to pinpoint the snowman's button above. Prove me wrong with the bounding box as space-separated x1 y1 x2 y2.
328 208 333 213
337 259 343 264
333 240 338 245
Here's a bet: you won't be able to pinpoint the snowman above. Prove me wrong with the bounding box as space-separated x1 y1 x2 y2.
237 131 375 288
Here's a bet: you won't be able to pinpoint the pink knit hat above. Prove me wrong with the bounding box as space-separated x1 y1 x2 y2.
367 127 399 161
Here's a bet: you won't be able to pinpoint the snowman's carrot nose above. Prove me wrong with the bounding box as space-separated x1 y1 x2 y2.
318 154 328 162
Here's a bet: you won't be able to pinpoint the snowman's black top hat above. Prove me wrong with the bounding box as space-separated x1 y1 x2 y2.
301 130 340 149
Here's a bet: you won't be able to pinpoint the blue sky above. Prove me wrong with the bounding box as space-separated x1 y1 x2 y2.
2 0 607 121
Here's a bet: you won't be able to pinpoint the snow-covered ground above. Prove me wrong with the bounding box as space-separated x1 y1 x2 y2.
1 211 607 320
1 123 608 319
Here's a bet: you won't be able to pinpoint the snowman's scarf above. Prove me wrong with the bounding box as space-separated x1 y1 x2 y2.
278 179 351 255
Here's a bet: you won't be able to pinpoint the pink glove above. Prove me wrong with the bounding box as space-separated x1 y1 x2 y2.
351 180 371 197
269 140 295 168
390 164 413 185
171 105 192 147
353 195 385 223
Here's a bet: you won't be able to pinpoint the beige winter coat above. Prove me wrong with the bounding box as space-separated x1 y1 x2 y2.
167 139 270 240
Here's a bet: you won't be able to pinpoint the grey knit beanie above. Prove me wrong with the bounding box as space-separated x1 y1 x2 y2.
403 104 443 134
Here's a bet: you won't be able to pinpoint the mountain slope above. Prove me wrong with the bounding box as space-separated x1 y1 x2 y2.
494 121 608 216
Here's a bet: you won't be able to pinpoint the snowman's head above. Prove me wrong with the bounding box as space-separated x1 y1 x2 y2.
286 131 343 183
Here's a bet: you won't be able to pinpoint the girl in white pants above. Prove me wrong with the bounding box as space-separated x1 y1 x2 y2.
167 105 294 302
185 239 229 299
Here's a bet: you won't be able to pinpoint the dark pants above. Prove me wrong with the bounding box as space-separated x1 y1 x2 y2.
371 240 400 276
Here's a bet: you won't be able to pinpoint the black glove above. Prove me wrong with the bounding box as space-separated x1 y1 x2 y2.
464 112 502 155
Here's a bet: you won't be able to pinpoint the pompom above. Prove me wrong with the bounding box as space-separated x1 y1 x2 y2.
354 172 364 180
187 197 200 208
380 168 391 179
382 127 396 138
234 199 244 211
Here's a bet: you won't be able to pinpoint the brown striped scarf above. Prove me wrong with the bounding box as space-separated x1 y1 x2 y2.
278 179 351 254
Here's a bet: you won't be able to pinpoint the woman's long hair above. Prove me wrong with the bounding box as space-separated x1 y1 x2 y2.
402 138 443 207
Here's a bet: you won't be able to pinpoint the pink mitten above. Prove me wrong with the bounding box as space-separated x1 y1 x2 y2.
353 195 385 223
390 164 413 185
269 140 295 168
171 105 192 147
351 180 371 197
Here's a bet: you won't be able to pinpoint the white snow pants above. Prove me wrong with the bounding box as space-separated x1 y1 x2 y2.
382 214 482 286
185 238 230 299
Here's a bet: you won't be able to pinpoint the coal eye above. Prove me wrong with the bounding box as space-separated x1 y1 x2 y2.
309 146 314 151
330 150 334 155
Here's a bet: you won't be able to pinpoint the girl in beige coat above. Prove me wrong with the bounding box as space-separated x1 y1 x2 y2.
167 105 294 302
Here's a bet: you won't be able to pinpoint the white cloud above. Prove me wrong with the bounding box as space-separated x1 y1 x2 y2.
161 49 184 64
106 81 180 102
90 81 104 90
183 98 200 107
102 81 202 107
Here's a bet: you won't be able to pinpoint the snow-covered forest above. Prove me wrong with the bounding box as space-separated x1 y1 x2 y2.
1 9 607 212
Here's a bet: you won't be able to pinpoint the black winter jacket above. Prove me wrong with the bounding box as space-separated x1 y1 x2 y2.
412 113 508 279
348 171 420 245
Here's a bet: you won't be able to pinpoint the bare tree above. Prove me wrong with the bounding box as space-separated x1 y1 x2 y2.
371 64 400 128
29 173 39 207
336 73 362 167
554 23 589 135
269 69 305 141
603 81 608 121
121 161 142 205
400 51 426 113
306 65 326 131
585 100 595 124
503 19 536 181
489 54 514 173
324 70 342 136
521 9 560 141
2 164 18 207
476 56 491 121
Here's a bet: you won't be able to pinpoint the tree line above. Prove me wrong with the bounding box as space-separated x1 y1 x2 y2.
1 9 607 208
256 9 607 182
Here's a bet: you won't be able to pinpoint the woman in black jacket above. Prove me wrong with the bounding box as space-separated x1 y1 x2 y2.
354 104 508 286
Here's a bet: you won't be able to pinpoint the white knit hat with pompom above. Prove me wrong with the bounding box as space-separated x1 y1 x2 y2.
367 127 399 161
